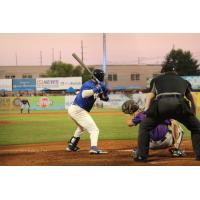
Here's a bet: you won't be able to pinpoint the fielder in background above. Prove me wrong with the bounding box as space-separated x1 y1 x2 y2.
20 97 30 114
66 69 109 154
122 100 184 157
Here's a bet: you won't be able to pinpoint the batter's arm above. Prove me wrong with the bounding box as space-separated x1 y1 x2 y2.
82 84 103 98
82 90 95 98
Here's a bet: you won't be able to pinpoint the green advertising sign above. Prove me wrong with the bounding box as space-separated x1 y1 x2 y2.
29 96 65 110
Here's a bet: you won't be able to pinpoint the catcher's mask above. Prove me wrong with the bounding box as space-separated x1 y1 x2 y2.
92 69 104 82
121 100 139 115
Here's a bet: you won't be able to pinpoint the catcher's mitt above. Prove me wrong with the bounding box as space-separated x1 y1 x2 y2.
122 100 139 114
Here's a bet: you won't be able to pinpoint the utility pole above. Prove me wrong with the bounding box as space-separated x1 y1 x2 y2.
40 51 43 66
15 52 18 66
102 33 107 73
138 57 140 64
52 48 54 63
81 40 84 62
59 50 62 61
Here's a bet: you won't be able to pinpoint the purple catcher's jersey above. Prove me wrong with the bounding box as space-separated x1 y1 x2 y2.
132 111 171 141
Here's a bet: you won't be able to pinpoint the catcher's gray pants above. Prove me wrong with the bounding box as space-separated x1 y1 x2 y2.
150 132 173 150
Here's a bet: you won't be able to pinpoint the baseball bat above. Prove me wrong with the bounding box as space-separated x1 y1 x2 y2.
72 53 108 83
72 53 100 83
72 53 109 100
72 53 92 75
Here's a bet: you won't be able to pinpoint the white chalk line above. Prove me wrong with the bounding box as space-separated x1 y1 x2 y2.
116 149 133 152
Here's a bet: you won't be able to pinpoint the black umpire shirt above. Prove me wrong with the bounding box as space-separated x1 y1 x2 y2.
150 72 191 96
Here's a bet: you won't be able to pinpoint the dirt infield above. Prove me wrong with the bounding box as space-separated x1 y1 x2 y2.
0 139 199 166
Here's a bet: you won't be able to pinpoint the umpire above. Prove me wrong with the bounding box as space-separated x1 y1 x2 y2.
134 61 200 162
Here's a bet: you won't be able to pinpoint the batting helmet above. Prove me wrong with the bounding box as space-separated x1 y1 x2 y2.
93 69 105 82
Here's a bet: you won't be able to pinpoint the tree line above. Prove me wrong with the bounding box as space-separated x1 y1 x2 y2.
41 61 93 83
41 49 200 82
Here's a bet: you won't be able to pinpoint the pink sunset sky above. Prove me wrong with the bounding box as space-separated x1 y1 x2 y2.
0 33 200 66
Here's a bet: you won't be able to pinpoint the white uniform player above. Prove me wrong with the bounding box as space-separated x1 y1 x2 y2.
20 98 30 114
66 69 109 154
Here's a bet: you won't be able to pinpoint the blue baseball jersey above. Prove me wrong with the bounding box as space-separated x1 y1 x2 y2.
73 80 102 112
133 111 171 141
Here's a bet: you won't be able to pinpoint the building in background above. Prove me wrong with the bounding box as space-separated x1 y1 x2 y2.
0 64 162 89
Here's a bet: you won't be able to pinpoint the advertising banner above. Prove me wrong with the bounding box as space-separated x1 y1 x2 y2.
36 77 82 91
97 94 130 108
12 79 36 91
1 93 200 111
147 76 200 90
65 95 76 109
0 79 12 91
29 96 65 110
182 76 200 90
0 96 65 111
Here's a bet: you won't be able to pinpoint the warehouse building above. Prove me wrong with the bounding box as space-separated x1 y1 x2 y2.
0 64 162 89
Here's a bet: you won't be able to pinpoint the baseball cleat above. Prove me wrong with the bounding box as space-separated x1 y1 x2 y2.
66 144 80 152
169 148 185 157
132 149 147 162
89 149 108 154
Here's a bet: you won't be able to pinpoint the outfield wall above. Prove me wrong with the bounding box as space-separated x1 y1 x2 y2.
0 96 65 111
0 93 200 111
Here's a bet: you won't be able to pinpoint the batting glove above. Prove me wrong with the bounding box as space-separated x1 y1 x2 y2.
93 84 103 94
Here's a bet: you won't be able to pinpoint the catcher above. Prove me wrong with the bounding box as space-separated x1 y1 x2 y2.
122 100 184 157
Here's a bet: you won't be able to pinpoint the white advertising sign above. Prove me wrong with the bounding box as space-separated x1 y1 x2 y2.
65 95 76 109
97 94 130 108
36 77 82 90
0 79 12 91
182 76 200 90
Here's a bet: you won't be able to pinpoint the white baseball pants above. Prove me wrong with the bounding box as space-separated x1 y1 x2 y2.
68 104 99 147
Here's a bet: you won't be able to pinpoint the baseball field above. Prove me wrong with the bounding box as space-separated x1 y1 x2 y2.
0 108 200 166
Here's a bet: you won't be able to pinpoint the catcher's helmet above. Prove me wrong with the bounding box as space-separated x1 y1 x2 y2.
92 69 104 82
122 100 139 115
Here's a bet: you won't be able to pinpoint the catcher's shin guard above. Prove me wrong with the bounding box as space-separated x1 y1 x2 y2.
66 136 80 151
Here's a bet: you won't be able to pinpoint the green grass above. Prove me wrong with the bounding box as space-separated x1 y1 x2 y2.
0 109 194 146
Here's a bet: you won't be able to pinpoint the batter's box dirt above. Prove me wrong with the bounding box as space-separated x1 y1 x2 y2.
0 140 199 166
